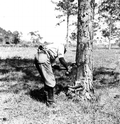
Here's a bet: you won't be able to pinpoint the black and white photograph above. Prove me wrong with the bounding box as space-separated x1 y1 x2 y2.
0 0 120 123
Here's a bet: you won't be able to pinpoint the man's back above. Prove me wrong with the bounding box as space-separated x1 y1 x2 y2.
45 43 65 60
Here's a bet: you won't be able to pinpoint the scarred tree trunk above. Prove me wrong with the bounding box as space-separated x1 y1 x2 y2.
75 0 94 100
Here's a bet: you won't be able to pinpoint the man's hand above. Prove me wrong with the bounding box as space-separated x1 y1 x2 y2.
68 65 72 72
65 65 72 76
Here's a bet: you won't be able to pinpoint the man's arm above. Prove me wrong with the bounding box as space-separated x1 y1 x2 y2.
59 57 72 75
59 57 69 71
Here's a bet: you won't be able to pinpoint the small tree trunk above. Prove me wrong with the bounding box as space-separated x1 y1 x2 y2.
108 37 111 50
66 1 70 46
108 18 112 50
75 0 94 100
66 12 70 45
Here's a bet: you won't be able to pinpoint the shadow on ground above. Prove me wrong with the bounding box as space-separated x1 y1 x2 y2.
0 57 43 94
29 87 47 103
0 57 120 103
0 57 70 98
0 57 39 82
93 67 120 89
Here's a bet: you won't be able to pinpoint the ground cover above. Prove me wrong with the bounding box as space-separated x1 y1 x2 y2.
0 46 120 124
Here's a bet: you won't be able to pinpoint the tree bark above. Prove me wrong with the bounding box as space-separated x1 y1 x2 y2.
75 0 94 99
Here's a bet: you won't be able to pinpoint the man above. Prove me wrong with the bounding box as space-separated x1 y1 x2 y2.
34 42 71 107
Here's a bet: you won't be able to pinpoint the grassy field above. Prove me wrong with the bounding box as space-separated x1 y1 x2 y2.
0 46 120 124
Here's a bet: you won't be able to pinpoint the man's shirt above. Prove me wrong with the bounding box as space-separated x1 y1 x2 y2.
45 43 65 62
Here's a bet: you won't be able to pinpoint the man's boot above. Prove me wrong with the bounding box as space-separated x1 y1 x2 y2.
44 85 56 108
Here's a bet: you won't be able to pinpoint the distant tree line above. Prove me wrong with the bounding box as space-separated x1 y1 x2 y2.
0 27 43 47
0 27 20 45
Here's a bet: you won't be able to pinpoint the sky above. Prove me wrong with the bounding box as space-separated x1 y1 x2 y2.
0 0 67 42
0 0 101 43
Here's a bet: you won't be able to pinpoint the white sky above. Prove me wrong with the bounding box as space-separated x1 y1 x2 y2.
0 0 101 43
0 0 67 42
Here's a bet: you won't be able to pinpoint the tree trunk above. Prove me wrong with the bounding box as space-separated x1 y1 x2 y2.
108 36 111 50
66 12 69 46
75 0 94 99
66 0 70 46
108 17 112 50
